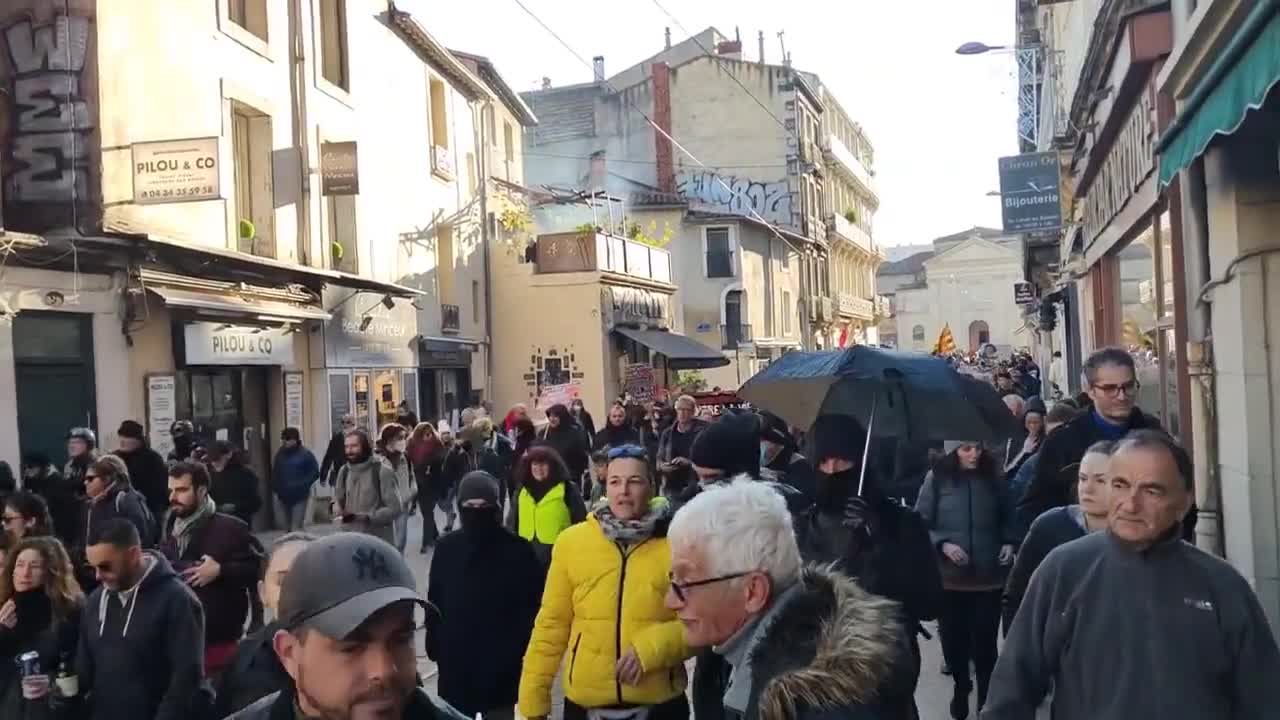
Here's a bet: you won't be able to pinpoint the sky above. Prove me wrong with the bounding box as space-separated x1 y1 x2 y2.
405 0 1020 248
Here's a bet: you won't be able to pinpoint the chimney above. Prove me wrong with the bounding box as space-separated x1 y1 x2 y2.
758 30 765 64
541 76 552 90
664 27 671 49
588 151 607 192
592 56 605 82
652 63 675 193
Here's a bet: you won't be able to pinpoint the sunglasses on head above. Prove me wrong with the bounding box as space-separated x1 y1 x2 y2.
606 444 648 461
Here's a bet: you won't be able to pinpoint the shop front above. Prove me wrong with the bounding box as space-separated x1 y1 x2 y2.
606 285 727 403
1071 7 1188 438
418 337 478 429
318 287 420 439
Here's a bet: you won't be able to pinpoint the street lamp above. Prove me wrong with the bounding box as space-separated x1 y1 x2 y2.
955 41 1008 55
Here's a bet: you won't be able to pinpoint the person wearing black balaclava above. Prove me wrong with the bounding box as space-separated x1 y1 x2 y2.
676 411 808 516
426 471 544 719
795 413 943 720
758 410 817 504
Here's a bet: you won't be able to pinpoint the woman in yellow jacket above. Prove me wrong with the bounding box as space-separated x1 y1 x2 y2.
519 444 691 720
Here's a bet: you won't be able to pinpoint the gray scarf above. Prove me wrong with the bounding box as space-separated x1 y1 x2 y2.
171 495 216 556
593 502 668 545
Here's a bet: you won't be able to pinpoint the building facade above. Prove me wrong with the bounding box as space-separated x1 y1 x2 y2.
0 0 498 525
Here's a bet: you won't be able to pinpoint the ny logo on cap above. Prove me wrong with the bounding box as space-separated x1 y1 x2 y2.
352 548 390 581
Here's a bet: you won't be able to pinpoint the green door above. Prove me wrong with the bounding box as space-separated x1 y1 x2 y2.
14 312 96 469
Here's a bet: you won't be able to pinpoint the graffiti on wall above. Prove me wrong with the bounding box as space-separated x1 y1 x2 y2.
676 170 792 226
2 11 96 228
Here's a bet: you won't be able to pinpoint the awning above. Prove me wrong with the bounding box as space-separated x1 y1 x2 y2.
613 327 729 370
1158 3 1280 186
150 286 330 322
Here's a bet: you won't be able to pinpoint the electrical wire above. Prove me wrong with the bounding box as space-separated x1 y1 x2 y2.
509 0 808 251
648 0 796 140
523 150 786 169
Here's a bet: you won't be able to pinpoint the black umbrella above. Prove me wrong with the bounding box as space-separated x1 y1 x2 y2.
738 346 1021 493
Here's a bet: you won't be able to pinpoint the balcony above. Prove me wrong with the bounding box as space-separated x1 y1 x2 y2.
441 303 460 333
431 144 454 179
836 292 875 320
533 231 672 285
874 294 892 318
822 133 876 197
809 295 835 325
828 213 875 256
721 323 753 350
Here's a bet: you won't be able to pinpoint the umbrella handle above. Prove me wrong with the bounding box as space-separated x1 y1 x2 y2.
857 392 877 497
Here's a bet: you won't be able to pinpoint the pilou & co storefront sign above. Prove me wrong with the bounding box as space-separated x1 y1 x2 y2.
133 137 220 204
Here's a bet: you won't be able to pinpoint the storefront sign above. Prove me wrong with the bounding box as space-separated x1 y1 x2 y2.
284 371 304 431
146 374 177 459
623 363 656 403
133 137 220 204
1014 281 1036 305
324 288 417 368
997 152 1062 233
184 323 295 365
603 286 670 329
321 141 359 195
1082 90 1155 247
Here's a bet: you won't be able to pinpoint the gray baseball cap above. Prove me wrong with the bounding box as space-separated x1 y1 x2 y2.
277 532 425 639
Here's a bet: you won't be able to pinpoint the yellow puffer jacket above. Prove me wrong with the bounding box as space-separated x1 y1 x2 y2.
518 512 690 717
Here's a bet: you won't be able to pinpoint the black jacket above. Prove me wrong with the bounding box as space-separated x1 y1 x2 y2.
1016 406 1160 528
1001 506 1086 633
112 447 169 519
210 462 264 527
0 594 82 720
77 552 206 720
539 424 589 480
591 423 640 451
796 496 943 631
226 686 468 720
78 486 153 592
764 448 817 505
214 622 290 718
425 523 545 715
319 431 346 486
46 461 86 548
691 566 915 720
159 511 260 646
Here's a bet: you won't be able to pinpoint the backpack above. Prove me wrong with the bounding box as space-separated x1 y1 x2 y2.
117 488 159 547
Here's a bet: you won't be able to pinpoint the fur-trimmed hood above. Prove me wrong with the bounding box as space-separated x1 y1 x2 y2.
749 564 910 720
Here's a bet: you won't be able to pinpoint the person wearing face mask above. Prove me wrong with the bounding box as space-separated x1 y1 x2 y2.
795 413 941 720
377 424 416 555
915 441 1017 719
0 536 85 719
757 411 817 504
426 472 544 720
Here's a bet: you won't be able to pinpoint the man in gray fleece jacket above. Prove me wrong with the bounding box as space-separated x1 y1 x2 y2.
333 429 403 545
984 430 1280 719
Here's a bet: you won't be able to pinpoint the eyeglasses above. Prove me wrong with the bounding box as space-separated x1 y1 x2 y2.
1092 380 1140 398
668 571 754 602
606 444 648 461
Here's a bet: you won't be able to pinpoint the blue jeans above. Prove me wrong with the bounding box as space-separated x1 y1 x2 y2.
392 514 409 555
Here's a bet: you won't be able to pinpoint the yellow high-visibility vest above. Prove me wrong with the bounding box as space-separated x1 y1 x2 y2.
517 483 572 543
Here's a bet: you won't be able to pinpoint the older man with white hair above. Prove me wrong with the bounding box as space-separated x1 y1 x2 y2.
668 480 913 720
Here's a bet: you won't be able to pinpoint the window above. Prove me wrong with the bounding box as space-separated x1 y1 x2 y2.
503 121 514 164
229 0 267 41
429 77 451 177
779 239 790 271
487 107 498 147
231 103 274 258
705 227 733 278
327 195 357 272
318 0 348 90
471 280 481 324
782 290 792 335
912 325 925 342
722 290 747 350
436 223 455 303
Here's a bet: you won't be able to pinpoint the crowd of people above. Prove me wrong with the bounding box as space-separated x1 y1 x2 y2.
0 345 1277 719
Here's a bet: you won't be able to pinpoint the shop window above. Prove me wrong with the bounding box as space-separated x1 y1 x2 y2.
327 194 358 273
1114 211 1180 435
232 103 275 258
373 369 401 430
318 0 349 90
229 0 267 41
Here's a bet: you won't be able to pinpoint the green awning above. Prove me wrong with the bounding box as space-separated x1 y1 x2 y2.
1158 4 1280 187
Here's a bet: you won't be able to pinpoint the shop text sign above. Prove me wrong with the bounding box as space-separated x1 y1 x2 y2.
184 323 295 365
997 152 1062 233
321 141 359 195
133 137 220 204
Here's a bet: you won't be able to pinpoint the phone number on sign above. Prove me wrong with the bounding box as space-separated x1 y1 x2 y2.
139 186 216 200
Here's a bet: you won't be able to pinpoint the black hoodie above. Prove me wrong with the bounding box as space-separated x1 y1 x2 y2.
77 551 206 720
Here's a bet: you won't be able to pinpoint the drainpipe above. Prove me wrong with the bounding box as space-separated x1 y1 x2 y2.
1180 160 1223 556
473 100 495 399
288 0 312 267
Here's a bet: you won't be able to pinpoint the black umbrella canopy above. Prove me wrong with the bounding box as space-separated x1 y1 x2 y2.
738 346 1020 443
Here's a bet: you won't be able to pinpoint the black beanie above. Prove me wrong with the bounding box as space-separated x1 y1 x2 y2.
810 414 868 464
690 412 761 479
118 420 146 441
458 471 501 507
758 411 795 449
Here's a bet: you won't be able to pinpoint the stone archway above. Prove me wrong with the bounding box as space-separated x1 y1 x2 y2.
968 320 991 352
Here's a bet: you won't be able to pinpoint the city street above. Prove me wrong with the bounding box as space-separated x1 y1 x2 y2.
264 511 986 719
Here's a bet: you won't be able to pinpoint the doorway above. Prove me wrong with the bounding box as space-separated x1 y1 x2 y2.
179 367 271 526
14 312 96 469
968 320 991 352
